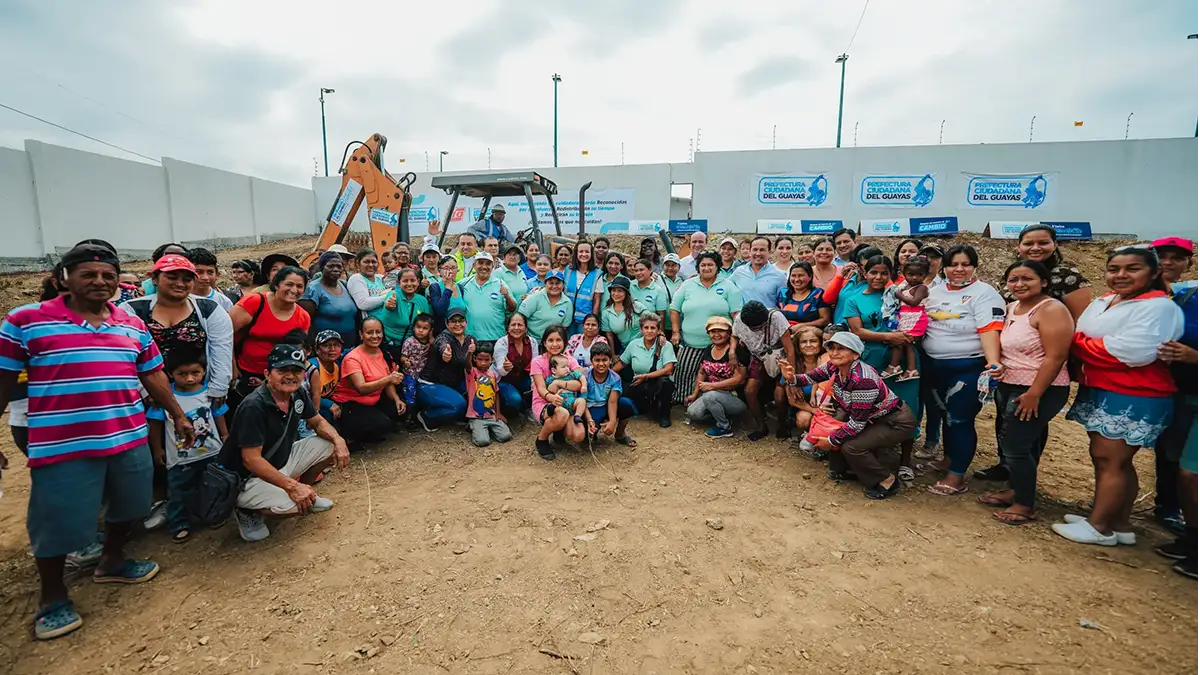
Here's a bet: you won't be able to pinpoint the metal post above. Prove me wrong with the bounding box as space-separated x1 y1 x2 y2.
1029 115 1036 142
835 54 849 148
319 88 335 176
424 151 429 172
552 73 562 167
488 147 492 169
439 150 447 172
772 124 776 150
939 119 945 144
853 122 858 147
620 142 624 165
1125 112 1133 140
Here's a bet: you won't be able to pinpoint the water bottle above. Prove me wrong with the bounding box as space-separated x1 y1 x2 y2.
977 366 999 404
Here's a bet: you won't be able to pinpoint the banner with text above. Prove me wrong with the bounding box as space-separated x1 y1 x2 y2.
962 172 1057 209
857 173 938 208
985 221 1094 240
407 188 636 234
757 219 844 235
859 218 911 237
754 173 834 208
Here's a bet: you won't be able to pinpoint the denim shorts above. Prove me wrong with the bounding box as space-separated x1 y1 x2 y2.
27 445 154 558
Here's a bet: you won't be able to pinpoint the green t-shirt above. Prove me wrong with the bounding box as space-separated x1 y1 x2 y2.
381 290 432 345
632 280 669 313
833 278 868 324
841 289 889 369
494 265 530 307
460 276 510 341
601 300 647 347
518 291 573 342
620 337 678 379
670 277 744 348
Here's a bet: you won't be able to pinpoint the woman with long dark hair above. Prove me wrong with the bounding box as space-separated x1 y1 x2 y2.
531 325 588 459
564 240 601 334
810 238 839 290
331 317 405 444
601 277 645 353
891 238 923 282
779 262 830 331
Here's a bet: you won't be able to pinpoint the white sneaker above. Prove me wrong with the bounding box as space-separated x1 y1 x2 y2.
143 500 167 530
1052 519 1118 546
311 496 334 513
1062 514 1136 545
236 509 270 542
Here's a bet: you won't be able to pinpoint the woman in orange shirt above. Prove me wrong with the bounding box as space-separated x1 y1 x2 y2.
331 317 406 445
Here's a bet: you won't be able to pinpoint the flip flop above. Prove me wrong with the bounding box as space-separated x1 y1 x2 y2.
993 511 1037 526
33 600 83 640
615 436 638 448
927 482 969 496
93 559 160 585
977 493 1013 507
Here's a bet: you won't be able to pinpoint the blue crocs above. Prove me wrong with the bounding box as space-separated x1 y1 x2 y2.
34 600 82 640
93 559 160 585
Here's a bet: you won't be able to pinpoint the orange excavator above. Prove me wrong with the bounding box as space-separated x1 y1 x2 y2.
302 133 416 267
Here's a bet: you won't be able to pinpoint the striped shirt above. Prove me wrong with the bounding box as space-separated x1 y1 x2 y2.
0 297 163 467
790 360 899 447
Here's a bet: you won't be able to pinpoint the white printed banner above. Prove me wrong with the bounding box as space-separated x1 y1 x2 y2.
407 188 636 235
753 173 833 208
856 173 938 208
962 172 1057 209
986 221 1039 239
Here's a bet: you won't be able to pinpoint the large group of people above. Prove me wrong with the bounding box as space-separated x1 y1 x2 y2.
0 223 1195 641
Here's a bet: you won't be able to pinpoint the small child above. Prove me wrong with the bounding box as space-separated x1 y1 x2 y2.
465 344 512 447
583 342 630 442
147 349 228 543
546 354 588 424
527 255 553 291
881 257 931 381
400 314 435 409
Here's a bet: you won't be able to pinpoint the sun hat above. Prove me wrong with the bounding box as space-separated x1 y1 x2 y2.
705 316 733 332
824 331 865 354
326 244 352 256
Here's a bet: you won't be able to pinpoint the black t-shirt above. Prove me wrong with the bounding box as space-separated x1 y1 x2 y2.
421 330 477 387
699 343 751 383
218 384 318 478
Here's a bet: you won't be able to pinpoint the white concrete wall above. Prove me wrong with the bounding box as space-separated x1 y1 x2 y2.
164 158 256 247
0 147 43 260
691 138 1197 237
252 177 319 240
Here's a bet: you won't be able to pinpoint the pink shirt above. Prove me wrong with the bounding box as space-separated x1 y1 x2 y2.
999 299 1070 387
530 353 580 419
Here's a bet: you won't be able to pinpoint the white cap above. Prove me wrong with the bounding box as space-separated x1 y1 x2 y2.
473 251 494 263
327 244 351 255
663 253 681 264
421 242 440 254
824 331 865 355
719 237 738 248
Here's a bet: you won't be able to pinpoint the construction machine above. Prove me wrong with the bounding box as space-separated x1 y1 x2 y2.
303 133 416 267
429 171 575 254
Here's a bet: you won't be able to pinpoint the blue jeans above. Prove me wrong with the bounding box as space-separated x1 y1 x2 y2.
927 356 987 476
417 382 467 425
498 373 531 413
167 458 212 534
589 396 636 423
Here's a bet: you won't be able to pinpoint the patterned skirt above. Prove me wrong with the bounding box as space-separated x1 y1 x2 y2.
1066 385 1174 447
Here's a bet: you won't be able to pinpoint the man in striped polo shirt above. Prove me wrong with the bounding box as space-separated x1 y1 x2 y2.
0 243 194 641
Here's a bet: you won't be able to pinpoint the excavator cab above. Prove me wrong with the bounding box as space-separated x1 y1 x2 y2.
428 171 583 255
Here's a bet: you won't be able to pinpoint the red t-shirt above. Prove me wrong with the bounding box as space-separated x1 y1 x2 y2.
236 293 311 374
332 346 396 406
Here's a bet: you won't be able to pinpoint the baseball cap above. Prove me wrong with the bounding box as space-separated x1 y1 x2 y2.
267 343 308 371
608 275 631 291
153 254 196 275
1151 237 1194 254
474 251 494 263
503 243 523 256
446 307 467 320
824 331 865 355
705 316 733 332
490 203 506 213
545 270 565 282
719 237 738 248
663 253 681 265
327 244 352 256
61 243 121 272
314 329 343 346
917 244 944 258
421 242 441 255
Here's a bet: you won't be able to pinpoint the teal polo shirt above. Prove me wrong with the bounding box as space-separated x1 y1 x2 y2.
518 291 573 342
620 337 678 379
632 280 669 314
670 276 744 348
601 300 647 346
494 265 530 307
461 275 509 340
595 273 629 313
381 290 432 345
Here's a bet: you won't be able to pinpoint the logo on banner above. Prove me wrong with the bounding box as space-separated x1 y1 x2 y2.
1042 221 1093 240
862 219 906 236
757 175 829 207
369 208 399 227
756 219 845 235
860 174 935 208
967 174 1049 208
668 219 708 235
909 216 959 235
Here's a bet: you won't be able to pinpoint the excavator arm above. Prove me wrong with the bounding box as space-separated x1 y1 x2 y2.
303 133 416 267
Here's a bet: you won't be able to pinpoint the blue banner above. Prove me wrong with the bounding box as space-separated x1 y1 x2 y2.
757 219 844 235
1041 221 1093 240
799 219 842 234
668 219 708 235
909 216 959 235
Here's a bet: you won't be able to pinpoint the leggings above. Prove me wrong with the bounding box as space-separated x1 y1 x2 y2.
926 356 987 476
994 383 1070 508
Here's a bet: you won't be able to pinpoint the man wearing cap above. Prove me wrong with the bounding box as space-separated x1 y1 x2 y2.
460 252 516 341
220 343 350 543
677 231 709 280
0 243 196 640
780 331 916 500
469 203 514 246
717 237 740 279
418 242 442 289
731 236 788 309
495 244 531 307
518 271 573 340
451 233 481 282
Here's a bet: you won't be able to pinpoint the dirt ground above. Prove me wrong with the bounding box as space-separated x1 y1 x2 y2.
0 234 1194 675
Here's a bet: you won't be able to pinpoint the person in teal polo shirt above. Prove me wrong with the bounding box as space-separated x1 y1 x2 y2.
460 253 515 341
518 271 573 341
382 268 432 359
631 258 669 326
600 276 647 351
614 312 677 428
669 250 743 404
494 244 530 308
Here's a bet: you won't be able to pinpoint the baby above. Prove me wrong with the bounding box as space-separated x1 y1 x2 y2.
545 354 588 423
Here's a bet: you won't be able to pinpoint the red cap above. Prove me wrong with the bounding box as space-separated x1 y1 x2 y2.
1150 237 1194 254
153 254 196 274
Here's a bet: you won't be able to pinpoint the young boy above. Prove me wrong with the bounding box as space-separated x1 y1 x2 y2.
465 344 513 447
583 342 633 444
546 354 588 424
527 254 553 292
147 349 229 542
186 247 233 310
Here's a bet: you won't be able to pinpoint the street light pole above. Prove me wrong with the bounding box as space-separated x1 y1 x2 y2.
939 119 945 144
834 54 849 148
552 73 562 167
1029 115 1036 143
439 150 449 172
1125 112 1134 140
319 87 335 176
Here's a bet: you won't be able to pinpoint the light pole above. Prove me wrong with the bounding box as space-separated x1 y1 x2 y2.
853 122 859 147
939 119 945 144
834 54 849 148
1029 115 1036 142
1125 112 1134 140
319 87 335 176
438 150 449 172
552 73 562 167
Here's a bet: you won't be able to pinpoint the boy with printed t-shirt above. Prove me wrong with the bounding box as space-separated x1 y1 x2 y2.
465 343 512 447
147 349 229 543
584 342 637 446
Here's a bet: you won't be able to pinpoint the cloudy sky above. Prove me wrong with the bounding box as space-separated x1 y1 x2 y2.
1 0 1196 188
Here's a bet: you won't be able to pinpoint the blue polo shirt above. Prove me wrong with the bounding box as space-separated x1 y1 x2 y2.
730 263 787 309
460 276 509 340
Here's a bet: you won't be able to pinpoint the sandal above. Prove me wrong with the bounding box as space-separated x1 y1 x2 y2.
993 510 1037 525
172 530 190 544
977 492 1013 508
927 482 969 496
914 460 948 475
897 369 921 382
33 600 83 640
93 559 160 585
880 365 902 379
897 466 915 481
615 435 638 448
913 445 940 460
